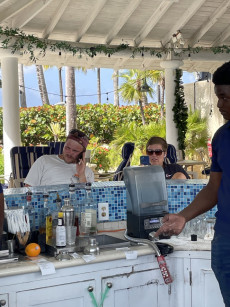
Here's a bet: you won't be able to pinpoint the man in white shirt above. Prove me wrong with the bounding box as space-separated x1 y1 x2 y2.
24 129 94 186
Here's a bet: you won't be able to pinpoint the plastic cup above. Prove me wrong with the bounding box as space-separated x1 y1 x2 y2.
66 226 77 245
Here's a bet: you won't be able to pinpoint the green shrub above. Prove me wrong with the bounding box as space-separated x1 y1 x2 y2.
0 103 162 146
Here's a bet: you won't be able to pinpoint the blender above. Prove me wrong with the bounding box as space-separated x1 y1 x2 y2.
123 165 173 284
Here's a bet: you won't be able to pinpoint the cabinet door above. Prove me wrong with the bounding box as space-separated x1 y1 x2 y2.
102 269 170 307
191 259 225 307
16 279 96 307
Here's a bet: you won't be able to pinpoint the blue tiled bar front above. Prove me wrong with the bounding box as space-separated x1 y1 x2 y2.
4 179 215 229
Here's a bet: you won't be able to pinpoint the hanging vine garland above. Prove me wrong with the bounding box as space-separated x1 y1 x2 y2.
172 69 188 159
1 27 230 62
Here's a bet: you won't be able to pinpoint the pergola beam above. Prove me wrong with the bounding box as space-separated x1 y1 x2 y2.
74 0 108 42
104 0 142 45
161 0 206 47
0 0 35 22
134 0 173 47
12 0 54 28
189 0 230 47
42 0 71 39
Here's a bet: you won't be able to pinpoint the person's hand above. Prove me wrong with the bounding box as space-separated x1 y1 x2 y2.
76 152 86 180
154 214 186 237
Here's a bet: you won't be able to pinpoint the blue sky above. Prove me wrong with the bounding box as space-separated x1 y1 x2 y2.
0 66 196 107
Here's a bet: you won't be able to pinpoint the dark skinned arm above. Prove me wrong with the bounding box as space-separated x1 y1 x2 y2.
155 171 222 237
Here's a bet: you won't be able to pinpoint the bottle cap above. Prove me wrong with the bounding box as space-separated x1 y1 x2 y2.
191 234 197 241
58 212 64 218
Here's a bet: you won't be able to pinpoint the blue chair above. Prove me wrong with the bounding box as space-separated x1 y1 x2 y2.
166 144 177 164
10 146 54 187
113 142 135 181
48 141 65 155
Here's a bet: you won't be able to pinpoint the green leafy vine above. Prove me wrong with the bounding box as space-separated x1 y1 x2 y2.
172 69 188 159
1 26 230 62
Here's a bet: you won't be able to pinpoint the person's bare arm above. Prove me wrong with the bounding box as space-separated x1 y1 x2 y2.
172 172 187 179
0 193 4 236
155 171 222 237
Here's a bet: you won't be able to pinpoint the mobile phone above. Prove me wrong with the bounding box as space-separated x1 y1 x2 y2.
140 155 150 165
76 152 83 163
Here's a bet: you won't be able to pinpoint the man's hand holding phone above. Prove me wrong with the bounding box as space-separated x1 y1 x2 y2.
76 151 87 182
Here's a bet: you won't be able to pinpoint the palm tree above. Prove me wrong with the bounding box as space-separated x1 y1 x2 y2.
119 69 154 125
147 70 165 119
36 65 50 105
58 67 64 102
97 68 101 104
113 70 119 106
18 63 27 107
65 66 76 133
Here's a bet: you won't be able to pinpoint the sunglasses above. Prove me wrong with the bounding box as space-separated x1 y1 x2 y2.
146 149 165 156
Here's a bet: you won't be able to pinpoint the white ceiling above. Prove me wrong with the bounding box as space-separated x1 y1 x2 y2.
1 0 230 72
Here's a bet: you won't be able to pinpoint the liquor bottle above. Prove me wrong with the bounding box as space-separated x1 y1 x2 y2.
80 183 97 236
56 213 66 248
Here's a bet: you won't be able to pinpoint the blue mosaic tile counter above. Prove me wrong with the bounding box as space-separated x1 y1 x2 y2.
4 179 215 229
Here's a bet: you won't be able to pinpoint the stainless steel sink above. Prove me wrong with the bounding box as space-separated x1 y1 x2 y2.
92 234 132 249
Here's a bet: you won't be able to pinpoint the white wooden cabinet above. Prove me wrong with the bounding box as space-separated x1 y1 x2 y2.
16 279 96 307
102 268 170 307
190 258 224 307
0 251 225 307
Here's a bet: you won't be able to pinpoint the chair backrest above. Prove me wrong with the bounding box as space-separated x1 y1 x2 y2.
48 141 65 155
10 146 54 187
166 144 177 164
113 142 135 181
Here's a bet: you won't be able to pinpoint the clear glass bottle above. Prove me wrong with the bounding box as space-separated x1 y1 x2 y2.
80 183 97 236
39 193 49 235
52 193 62 241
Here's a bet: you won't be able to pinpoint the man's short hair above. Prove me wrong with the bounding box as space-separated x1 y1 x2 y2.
146 136 168 152
212 61 230 85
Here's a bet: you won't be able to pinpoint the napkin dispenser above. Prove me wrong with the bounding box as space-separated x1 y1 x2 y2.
124 165 169 239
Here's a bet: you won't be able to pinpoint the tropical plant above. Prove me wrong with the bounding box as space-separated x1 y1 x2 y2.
108 121 166 168
88 138 111 172
184 108 209 159
46 123 66 141
119 69 155 125
146 70 165 118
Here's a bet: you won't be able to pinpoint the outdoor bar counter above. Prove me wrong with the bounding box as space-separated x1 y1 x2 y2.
0 179 224 307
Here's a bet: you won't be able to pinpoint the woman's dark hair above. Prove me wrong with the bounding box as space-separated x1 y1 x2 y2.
212 61 230 85
145 136 168 152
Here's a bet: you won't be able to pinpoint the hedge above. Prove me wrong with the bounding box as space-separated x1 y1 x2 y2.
0 103 162 145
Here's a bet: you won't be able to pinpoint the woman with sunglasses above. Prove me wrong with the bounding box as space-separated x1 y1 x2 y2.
146 136 189 180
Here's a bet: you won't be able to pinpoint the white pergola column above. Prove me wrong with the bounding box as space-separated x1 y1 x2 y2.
160 60 183 150
1 57 21 179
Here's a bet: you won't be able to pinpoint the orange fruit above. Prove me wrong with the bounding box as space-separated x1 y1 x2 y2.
25 243 41 257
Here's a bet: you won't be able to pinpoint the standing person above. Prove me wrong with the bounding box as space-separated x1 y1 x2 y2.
155 61 230 306
24 129 94 186
145 136 190 179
